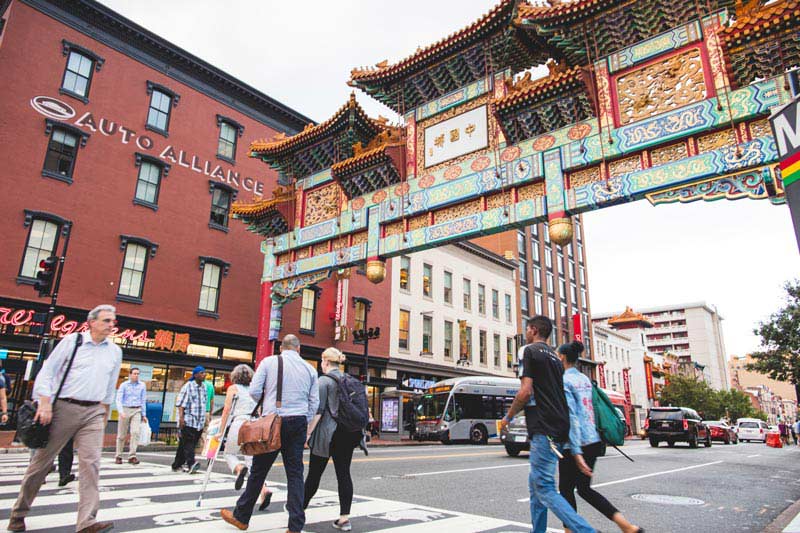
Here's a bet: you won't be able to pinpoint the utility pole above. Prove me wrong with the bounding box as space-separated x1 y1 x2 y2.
352 297 378 384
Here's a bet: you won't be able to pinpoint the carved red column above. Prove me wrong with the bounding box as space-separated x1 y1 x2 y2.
255 280 273 366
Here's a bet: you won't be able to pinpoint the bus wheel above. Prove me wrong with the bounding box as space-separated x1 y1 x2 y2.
470 424 488 445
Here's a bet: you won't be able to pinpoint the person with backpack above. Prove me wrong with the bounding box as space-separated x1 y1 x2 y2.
303 347 368 532
557 341 643 533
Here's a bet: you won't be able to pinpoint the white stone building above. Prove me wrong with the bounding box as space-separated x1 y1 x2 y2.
388 242 519 385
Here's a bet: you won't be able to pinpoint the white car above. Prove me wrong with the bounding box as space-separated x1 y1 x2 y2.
736 418 769 442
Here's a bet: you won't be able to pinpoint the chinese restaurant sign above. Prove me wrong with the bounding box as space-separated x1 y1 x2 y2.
0 306 190 353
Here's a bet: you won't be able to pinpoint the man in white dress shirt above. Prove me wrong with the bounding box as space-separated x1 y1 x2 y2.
7 305 122 533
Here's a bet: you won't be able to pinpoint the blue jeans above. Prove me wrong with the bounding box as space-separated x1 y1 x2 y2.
233 416 307 531
528 434 595 533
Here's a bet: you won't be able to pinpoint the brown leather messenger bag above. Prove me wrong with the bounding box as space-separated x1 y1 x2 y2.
238 355 283 455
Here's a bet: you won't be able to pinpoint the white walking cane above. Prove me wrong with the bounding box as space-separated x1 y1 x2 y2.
196 395 238 507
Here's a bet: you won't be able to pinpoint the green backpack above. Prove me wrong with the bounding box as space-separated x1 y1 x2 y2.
591 382 626 447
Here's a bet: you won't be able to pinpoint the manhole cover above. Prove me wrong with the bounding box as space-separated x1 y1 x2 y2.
631 494 705 506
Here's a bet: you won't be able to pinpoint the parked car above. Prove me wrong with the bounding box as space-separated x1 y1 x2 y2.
705 420 738 444
645 407 711 448
736 418 769 443
500 413 530 456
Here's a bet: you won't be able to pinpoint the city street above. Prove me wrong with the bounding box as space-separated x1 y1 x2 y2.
0 439 796 532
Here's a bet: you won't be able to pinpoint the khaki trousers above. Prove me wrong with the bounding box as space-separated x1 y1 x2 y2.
115 406 142 458
12 401 106 531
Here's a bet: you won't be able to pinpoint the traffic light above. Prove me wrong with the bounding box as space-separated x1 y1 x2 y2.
34 256 58 297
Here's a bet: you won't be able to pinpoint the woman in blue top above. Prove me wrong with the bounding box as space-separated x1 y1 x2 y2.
558 341 642 533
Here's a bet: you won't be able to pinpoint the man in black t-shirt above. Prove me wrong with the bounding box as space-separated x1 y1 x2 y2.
500 316 595 533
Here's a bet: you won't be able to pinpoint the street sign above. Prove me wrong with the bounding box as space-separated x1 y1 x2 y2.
769 96 800 252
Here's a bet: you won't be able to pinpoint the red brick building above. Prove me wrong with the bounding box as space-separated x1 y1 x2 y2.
0 0 310 425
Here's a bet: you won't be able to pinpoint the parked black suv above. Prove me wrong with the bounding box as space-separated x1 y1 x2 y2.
646 407 711 448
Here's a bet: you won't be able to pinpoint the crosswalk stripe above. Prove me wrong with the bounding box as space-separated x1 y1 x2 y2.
0 473 211 496
0 466 169 483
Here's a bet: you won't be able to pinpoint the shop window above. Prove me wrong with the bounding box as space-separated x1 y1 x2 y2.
422 316 432 354
42 121 89 183
444 320 453 359
216 115 243 163
60 41 103 102
300 287 318 333
117 235 157 304
209 182 237 232
443 271 452 304
505 294 512 323
479 330 487 364
164 366 193 422
422 263 432 297
478 284 486 315
198 256 229 317
399 256 410 291
133 154 170 210
145 81 179 136
398 309 410 350
492 289 499 319
18 211 66 281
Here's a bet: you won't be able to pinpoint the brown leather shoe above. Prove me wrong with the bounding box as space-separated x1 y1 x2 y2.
220 509 247 530
6 517 25 531
77 521 113 533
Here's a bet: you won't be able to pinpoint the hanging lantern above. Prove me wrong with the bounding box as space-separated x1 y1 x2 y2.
549 217 574 246
366 259 386 284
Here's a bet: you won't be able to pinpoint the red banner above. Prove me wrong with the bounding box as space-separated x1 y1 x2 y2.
622 368 632 407
644 360 654 400
572 313 582 342
598 362 606 388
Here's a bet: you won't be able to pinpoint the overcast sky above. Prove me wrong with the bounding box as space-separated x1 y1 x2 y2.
98 0 800 359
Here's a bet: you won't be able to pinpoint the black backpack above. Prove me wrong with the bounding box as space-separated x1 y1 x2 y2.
323 373 369 432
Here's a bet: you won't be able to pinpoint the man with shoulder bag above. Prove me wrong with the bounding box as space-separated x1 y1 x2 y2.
221 334 319 533
8 305 122 533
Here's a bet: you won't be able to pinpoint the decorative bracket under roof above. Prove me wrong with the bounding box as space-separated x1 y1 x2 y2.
230 185 295 237
331 129 406 199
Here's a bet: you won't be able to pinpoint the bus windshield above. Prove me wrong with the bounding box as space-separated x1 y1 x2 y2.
416 393 450 421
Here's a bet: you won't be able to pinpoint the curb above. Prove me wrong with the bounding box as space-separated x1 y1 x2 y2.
763 499 800 532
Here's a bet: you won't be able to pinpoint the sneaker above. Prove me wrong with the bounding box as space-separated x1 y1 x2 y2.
114 457 122 465
181 466 189 473
188 462 200 475
333 519 352 531
128 457 139 465
235 466 248 490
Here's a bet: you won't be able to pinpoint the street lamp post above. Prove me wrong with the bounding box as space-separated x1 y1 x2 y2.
352 297 379 384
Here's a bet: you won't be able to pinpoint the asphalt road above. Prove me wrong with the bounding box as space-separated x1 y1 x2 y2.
131 438 800 532
1 439 796 532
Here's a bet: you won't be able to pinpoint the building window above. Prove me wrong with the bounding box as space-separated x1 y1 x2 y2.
548 297 556 319
198 257 229 316
546 272 554 294
42 121 89 183
560 277 567 298
444 320 454 359
479 330 487 364
209 182 236 231
535 292 543 315
422 316 433 354
400 256 410 291
569 260 576 281
580 266 586 285
443 271 452 304
300 288 317 332
533 266 542 289
544 223 551 244
492 289 499 319
517 231 526 258
216 115 244 162
145 81 179 136
532 243 540 263
519 261 528 284
353 299 367 344
545 251 553 270
60 41 103 101
133 154 170 210
506 337 514 369
504 293 512 323
478 284 486 315
117 236 157 303
463 278 472 311
399 309 410 350
423 263 432 297
520 286 529 316
19 214 64 280
493 334 501 367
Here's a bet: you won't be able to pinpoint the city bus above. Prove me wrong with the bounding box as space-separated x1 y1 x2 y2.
413 376 520 444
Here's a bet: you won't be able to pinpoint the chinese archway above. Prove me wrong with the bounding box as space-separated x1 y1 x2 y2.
232 0 796 361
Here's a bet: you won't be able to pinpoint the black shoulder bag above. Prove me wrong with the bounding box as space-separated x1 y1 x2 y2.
16 333 84 449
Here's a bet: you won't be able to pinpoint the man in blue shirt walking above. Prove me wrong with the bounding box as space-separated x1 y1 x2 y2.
221 334 319 533
115 367 148 464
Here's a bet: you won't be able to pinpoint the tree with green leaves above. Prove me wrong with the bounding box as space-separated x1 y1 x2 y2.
746 280 800 403
659 374 766 421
